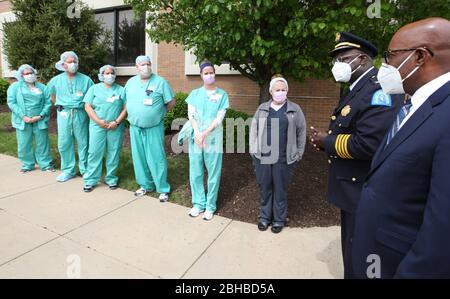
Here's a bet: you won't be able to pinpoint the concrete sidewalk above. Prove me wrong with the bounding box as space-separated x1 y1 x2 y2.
0 154 343 279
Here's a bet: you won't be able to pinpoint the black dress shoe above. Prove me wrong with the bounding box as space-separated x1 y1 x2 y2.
271 225 283 234
83 186 93 193
258 222 269 231
109 185 118 190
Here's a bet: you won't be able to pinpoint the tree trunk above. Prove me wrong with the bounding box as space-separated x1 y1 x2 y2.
259 80 271 104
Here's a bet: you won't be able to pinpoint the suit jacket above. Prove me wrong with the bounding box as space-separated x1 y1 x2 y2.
324 68 402 213
352 81 450 278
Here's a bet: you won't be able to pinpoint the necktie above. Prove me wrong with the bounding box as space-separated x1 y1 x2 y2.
386 102 413 145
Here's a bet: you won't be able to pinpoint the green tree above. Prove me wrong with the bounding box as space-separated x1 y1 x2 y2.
125 0 449 103
3 0 112 82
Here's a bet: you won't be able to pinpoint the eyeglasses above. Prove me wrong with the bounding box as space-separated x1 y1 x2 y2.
383 47 434 64
332 54 363 65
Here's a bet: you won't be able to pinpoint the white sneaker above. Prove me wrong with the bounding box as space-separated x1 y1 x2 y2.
134 187 147 197
202 210 214 221
189 207 204 217
159 193 169 202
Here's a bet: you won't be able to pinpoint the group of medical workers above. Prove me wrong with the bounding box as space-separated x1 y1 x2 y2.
7 51 305 230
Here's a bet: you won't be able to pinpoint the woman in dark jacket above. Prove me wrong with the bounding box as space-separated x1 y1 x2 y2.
250 75 307 233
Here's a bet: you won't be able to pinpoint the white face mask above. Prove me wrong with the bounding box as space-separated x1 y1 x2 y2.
331 55 362 83
103 74 116 85
23 73 37 84
66 62 78 74
138 65 152 78
377 51 420 95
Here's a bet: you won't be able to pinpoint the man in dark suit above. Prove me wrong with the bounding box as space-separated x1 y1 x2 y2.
352 17 450 278
310 32 401 278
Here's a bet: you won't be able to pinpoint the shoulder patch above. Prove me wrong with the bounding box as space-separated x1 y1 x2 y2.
371 89 392 107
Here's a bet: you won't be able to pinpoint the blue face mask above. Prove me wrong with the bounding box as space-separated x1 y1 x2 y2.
103 74 116 85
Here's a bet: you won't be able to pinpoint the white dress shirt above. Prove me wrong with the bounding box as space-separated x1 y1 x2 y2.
399 72 450 130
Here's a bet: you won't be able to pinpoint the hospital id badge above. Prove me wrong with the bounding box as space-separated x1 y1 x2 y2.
107 95 118 103
31 87 42 95
76 91 84 97
143 98 153 106
60 111 68 117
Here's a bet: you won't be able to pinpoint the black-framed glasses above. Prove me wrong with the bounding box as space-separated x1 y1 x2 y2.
145 89 153 96
383 47 434 64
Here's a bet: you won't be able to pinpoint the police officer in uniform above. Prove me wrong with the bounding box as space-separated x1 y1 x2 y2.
310 32 402 278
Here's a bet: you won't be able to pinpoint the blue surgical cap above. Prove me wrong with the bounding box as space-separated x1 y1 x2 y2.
55 51 79 71
135 55 151 65
98 65 116 82
15 64 37 81
200 61 214 73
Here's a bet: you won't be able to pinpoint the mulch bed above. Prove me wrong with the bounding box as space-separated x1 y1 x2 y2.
1 104 339 227
215 145 339 227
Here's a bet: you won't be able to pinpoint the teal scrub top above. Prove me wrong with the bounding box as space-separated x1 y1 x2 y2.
47 72 94 109
122 74 174 128
19 81 47 116
7 81 52 130
185 87 230 132
83 83 125 123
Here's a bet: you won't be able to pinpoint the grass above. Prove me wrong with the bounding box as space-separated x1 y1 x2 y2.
0 111 191 207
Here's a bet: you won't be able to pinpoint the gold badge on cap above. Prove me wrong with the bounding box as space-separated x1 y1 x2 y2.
335 32 341 42
341 105 351 117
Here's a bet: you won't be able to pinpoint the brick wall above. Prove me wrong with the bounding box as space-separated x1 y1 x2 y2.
157 42 340 131
0 1 12 13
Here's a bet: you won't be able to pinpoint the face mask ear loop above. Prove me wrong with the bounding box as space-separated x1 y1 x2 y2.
396 50 420 82
351 64 362 75
397 50 416 71
402 65 420 82
348 54 362 74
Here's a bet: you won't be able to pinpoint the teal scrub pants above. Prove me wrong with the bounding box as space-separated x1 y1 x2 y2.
16 123 53 171
188 136 223 213
57 108 89 176
130 123 170 193
83 123 124 187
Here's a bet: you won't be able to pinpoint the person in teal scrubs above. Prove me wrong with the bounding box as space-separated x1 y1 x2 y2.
122 55 176 201
186 61 229 221
47 51 94 182
7 64 54 173
82 65 127 192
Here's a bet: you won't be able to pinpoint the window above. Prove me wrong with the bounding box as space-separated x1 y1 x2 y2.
95 7 145 67
185 51 241 75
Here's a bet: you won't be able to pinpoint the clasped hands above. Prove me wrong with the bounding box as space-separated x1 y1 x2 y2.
98 119 118 130
22 116 42 123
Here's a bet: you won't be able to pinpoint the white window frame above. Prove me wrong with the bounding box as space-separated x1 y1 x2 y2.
0 11 16 78
185 50 241 75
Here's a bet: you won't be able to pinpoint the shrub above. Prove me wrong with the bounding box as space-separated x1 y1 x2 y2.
165 92 189 132
224 108 250 152
3 0 111 82
0 78 10 105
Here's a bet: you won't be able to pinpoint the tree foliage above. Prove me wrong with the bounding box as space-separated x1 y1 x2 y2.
3 0 112 82
127 0 449 103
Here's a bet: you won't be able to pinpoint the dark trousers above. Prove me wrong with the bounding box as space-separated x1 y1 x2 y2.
341 209 356 279
254 158 296 226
